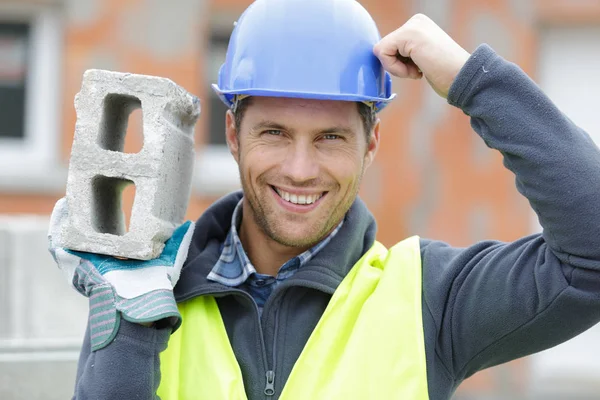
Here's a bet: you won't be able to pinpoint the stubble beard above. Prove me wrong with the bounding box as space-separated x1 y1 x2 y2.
238 164 365 249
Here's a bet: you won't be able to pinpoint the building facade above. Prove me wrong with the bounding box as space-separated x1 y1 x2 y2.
0 0 599 398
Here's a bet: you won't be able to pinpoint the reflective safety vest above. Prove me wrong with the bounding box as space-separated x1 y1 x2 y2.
158 236 429 399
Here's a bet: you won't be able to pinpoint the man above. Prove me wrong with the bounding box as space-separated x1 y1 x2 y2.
49 0 600 399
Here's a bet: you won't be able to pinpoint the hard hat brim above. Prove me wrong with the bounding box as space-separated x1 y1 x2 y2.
212 84 396 113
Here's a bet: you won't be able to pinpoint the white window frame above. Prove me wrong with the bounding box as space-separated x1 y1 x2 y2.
194 145 241 195
0 3 65 193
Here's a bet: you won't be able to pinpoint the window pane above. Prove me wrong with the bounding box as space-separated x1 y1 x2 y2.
207 31 232 146
0 22 28 139
209 93 229 145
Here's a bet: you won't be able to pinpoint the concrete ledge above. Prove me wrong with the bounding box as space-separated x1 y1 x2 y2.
0 358 78 400
0 165 67 195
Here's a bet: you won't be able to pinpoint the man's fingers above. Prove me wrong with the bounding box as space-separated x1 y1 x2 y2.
394 53 423 79
374 43 422 79
377 55 410 78
375 13 470 97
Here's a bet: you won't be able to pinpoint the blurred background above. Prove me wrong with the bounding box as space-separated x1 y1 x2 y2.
0 0 599 398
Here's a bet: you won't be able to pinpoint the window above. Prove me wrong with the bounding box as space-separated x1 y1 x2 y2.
193 23 241 195
0 5 64 193
207 31 230 146
0 23 28 140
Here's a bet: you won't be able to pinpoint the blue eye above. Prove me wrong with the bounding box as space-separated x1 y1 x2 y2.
265 130 282 136
323 134 340 140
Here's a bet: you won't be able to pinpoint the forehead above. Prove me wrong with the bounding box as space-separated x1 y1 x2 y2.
243 97 361 127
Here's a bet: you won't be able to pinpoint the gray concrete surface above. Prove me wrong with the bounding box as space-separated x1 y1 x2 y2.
0 216 87 399
0 358 79 400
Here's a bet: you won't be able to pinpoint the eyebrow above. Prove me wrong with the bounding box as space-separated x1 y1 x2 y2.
251 121 292 133
318 126 356 136
251 121 356 136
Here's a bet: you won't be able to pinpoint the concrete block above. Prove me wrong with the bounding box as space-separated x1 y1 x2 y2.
60 69 200 260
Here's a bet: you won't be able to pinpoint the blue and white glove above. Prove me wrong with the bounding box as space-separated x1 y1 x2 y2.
48 198 195 351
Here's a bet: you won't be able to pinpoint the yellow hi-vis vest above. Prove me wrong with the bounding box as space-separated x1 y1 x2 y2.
158 236 429 399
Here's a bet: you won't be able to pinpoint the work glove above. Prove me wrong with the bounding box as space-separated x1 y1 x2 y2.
48 198 195 351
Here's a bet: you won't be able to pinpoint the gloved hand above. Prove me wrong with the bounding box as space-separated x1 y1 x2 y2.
48 198 195 351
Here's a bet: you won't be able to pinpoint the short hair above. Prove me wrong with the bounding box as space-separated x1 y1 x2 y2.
232 97 377 139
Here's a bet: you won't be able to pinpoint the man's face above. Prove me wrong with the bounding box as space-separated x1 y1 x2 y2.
225 97 379 249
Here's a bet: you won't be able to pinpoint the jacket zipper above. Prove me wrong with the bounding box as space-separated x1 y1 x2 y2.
264 370 275 396
181 283 330 399
262 288 287 398
259 299 277 398
264 302 281 397
230 292 275 398
182 288 274 399
245 294 274 398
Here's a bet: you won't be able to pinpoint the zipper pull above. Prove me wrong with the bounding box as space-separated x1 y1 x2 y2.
264 370 275 396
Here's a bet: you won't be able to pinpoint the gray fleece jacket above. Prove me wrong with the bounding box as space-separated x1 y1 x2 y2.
72 44 600 400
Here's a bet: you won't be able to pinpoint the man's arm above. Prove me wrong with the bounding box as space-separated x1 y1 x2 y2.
436 43 600 379
449 44 600 262
73 318 170 399
376 15 600 380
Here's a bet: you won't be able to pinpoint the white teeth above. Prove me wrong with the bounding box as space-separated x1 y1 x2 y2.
275 187 323 205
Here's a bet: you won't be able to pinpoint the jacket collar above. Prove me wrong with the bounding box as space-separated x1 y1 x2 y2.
174 191 377 302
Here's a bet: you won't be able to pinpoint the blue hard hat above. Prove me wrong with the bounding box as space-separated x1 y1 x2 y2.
212 0 396 112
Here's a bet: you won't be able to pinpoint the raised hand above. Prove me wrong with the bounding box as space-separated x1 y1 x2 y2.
373 14 471 98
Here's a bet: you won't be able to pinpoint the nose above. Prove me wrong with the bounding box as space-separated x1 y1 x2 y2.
280 140 319 183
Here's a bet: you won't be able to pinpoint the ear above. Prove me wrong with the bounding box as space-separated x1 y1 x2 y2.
225 109 240 163
364 119 380 169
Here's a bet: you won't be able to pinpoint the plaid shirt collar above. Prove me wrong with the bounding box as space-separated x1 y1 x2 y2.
207 198 343 287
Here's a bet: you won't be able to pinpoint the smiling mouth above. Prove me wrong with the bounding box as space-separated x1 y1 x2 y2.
271 186 326 205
